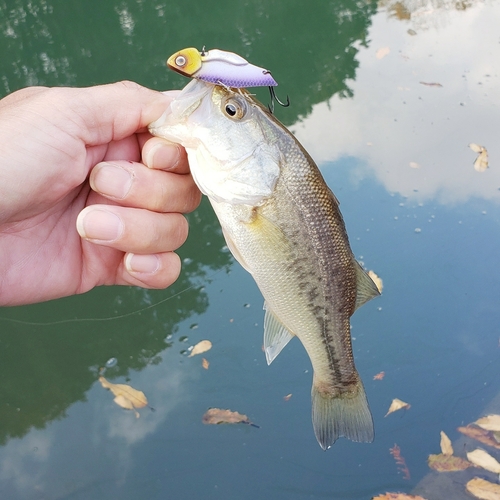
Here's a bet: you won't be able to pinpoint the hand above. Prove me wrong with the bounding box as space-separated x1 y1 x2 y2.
0 81 201 306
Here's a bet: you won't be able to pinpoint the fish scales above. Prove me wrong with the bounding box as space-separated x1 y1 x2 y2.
149 80 380 449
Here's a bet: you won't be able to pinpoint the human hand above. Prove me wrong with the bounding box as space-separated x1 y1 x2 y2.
0 81 201 306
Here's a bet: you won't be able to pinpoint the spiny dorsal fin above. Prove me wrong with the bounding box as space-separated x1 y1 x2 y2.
354 260 380 312
263 302 294 365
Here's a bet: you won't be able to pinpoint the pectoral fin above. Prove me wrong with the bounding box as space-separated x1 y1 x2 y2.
353 260 380 312
263 302 294 365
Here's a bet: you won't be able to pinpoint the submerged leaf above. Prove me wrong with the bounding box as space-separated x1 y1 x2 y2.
202 408 252 426
373 371 385 380
385 398 410 417
440 431 454 456
427 453 471 472
376 47 390 59
99 376 148 417
476 415 500 432
188 340 212 357
202 357 210 370
466 477 500 500
467 449 500 474
458 425 500 450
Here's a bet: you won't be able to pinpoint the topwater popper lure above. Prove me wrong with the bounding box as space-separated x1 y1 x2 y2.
167 47 289 112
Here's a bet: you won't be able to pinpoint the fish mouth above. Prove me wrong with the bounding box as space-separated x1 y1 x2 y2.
148 79 214 140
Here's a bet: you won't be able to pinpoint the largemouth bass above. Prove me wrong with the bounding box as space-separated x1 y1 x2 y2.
149 80 380 450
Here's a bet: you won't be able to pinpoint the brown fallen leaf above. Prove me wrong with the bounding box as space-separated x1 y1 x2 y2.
368 270 383 293
202 408 255 426
188 340 212 357
372 494 428 500
458 425 500 450
440 431 453 456
202 357 210 370
99 376 148 418
390 444 411 480
385 398 411 417
466 477 500 500
476 415 500 432
467 449 500 474
419 81 443 87
427 453 471 472
373 371 385 380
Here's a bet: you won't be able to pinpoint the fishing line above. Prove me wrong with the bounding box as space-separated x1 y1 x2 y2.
0 267 225 327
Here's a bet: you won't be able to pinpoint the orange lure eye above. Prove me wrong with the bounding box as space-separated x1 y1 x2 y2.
166 48 202 77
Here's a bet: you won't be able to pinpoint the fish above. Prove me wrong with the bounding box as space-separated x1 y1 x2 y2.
149 79 380 450
167 47 278 88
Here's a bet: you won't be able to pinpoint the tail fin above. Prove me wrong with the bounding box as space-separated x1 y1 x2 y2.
311 376 374 450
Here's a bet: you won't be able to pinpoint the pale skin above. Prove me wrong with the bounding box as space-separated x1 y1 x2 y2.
0 81 202 306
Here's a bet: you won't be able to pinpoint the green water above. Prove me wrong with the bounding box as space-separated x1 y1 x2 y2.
1 1 500 499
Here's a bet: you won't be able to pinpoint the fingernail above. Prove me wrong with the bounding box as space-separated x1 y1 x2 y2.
77 208 123 242
145 142 181 170
125 254 160 274
91 164 133 199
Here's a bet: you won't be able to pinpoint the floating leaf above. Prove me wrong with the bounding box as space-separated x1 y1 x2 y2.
373 371 385 380
466 477 500 500
372 494 428 500
419 81 443 87
368 270 383 293
440 431 453 456
202 408 253 426
376 47 390 59
385 398 411 417
458 426 500 450
427 453 471 472
469 143 489 172
283 393 293 401
409 162 420 169
476 415 500 432
202 357 210 370
467 449 500 474
188 340 212 357
99 376 148 418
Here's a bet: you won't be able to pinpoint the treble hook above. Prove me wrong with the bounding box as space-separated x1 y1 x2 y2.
268 86 290 114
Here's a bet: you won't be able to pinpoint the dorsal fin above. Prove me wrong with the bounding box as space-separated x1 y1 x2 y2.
354 260 380 312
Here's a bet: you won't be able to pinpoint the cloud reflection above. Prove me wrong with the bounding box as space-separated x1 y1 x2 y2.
293 1 500 205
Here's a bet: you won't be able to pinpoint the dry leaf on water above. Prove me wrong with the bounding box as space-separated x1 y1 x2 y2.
458 426 500 450
419 81 443 87
283 394 293 401
466 477 500 500
427 453 471 472
385 398 411 417
372 493 428 500
469 143 489 172
467 449 500 474
368 270 383 293
202 408 256 426
373 371 385 380
188 340 212 357
476 415 500 432
99 376 148 418
440 431 453 456
202 358 210 370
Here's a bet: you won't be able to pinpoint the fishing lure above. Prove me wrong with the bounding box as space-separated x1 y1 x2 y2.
167 47 278 88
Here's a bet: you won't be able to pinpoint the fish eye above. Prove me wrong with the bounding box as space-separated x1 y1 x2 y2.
222 97 247 120
175 55 187 67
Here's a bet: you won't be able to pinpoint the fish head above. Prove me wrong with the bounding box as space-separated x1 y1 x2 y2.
149 80 281 205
